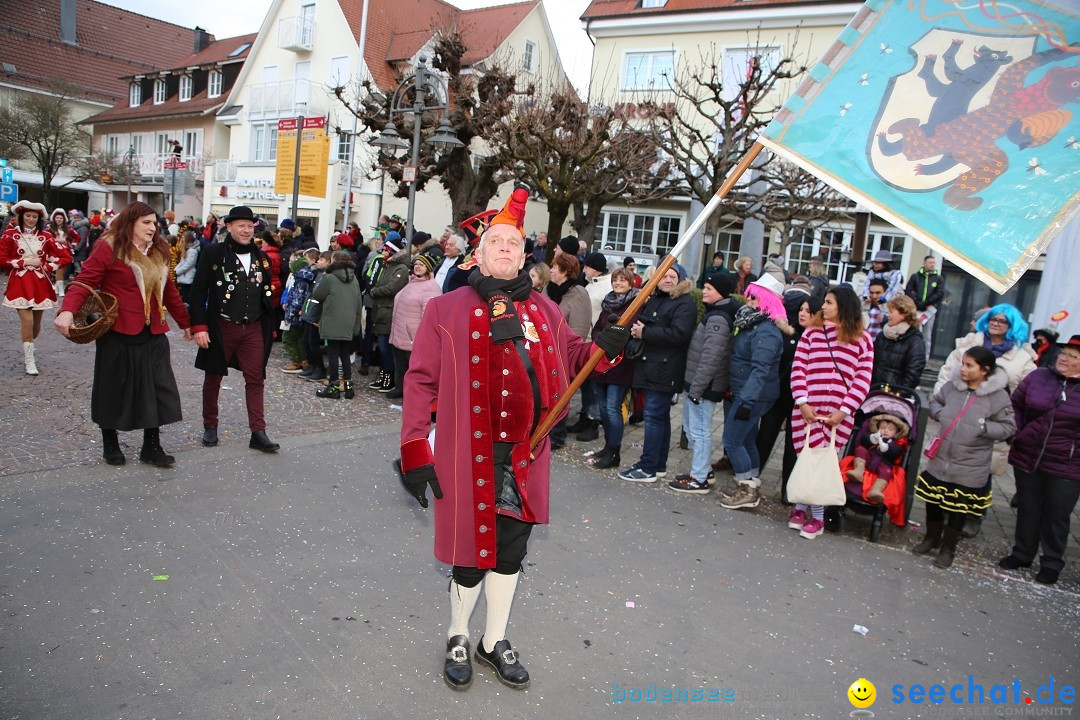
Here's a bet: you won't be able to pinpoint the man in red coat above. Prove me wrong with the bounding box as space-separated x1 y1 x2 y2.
398 187 629 692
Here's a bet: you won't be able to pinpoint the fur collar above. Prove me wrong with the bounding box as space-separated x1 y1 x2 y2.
950 363 1010 396
104 237 168 325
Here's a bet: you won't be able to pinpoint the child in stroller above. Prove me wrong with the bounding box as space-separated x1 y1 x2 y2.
846 413 910 504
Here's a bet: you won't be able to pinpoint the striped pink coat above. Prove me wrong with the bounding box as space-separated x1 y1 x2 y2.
790 324 874 453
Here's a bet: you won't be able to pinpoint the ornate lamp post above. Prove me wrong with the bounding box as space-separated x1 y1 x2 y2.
370 55 463 240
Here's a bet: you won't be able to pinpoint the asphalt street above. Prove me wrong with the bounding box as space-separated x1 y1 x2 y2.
1 421 1077 720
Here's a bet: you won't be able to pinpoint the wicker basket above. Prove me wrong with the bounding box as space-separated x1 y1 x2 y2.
66 281 119 344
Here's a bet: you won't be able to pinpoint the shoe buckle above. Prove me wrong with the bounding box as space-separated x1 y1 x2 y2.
500 649 519 665
447 646 469 663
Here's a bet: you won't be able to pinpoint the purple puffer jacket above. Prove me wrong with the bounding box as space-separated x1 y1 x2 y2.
1008 367 1080 481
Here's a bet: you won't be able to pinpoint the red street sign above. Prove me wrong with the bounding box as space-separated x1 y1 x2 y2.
278 118 299 131
402 165 417 183
302 117 326 129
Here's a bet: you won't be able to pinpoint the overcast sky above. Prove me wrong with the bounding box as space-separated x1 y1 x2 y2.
98 0 593 88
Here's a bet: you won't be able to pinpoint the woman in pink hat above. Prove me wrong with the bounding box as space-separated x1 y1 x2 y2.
0 200 72 375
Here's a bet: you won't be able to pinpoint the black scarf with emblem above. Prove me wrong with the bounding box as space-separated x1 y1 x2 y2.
468 269 533 345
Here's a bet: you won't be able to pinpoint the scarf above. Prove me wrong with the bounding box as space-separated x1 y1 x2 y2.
882 321 911 341
733 304 767 332
469 269 533 344
225 235 253 254
601 287 638 314
983 335 1014 357
545 278 572 306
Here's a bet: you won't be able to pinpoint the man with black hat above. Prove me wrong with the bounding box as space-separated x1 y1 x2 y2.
398 186 630 691
188 205 280 452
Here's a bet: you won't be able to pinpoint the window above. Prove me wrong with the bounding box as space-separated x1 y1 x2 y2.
208 70 222 98
179 74 192 102
300 3 316 47
866 232 907 266
228 43 251 58
328 56 349 87
641 0 667 7
269 126 278 161
523 41 537 74
622 50 674 91
337 132 352 163
721 47 781 103
153 79 167 104
183 129 202 159
712 229 742 269
105 135 120 156
782 226 850 281
129 82 141 107
594 210 682 255
252 124 265 162
131 134 144 156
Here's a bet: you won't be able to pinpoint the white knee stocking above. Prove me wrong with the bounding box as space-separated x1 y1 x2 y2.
448 580 483 640
482 571 519 652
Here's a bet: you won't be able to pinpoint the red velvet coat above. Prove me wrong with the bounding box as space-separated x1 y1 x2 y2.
400 286 616 569
61 239 190 334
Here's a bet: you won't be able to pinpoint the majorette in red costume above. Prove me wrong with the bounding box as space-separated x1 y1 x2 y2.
398 185 630 692
1 201 72 310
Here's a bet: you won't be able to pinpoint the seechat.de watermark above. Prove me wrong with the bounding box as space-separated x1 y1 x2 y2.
612 683 735 702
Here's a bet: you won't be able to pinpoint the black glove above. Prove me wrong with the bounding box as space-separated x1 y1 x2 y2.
734 404 752 421
689 396 701 405
593 314 631 360
398 461 443 508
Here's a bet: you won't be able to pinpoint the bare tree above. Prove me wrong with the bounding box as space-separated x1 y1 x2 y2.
489 84 676 258
640 34 847 245
333 31 529 224
0 80 93 206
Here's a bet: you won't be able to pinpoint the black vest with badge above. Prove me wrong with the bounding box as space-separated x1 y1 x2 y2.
221 244 266 323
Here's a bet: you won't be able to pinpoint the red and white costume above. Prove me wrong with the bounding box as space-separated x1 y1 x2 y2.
0 225 72 310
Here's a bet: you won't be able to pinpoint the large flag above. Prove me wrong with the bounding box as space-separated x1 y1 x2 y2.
759 0 1079 292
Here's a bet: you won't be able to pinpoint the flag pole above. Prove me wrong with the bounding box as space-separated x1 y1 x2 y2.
529 141 765 451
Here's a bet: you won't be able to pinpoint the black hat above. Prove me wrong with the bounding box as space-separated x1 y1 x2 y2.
1033 327 1059 343
623 256 637 267
1060 334 1080 350
223 206 256 223
558 235 579 255
583 252 608 273
411 231 431 246
703 272 735 298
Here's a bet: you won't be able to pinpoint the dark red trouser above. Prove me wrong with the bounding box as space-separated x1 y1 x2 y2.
202 319 266 432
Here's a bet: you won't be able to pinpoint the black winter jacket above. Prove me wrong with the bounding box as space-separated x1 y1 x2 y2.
683 298 738 402
871 324 926 390
632 279 697 393
905 269 945 310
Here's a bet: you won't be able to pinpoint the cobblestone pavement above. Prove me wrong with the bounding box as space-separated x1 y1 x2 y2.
1 296 1075 590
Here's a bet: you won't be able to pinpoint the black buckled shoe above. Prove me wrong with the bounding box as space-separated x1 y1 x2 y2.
475 637 530 690
201 426 218 447
444 635 473 691
249 430 280 453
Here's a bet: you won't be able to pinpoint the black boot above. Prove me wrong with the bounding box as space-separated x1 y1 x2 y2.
201 426 218 447
444 635 473 691
566 411 590 434
249 430 280 452
358 363 370 376
378 372 396 394
593 446 621 469
912 520 943 555
934 527 961 569
101 428 125 466
343 380 355 399
316 382 341 399
475 637 530 690
576 419 600 442
139 428 175 467
368 371 388 390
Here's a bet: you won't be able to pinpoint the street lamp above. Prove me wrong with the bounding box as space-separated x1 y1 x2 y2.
839 248 851 283
122 144 137 205
370 55 463 241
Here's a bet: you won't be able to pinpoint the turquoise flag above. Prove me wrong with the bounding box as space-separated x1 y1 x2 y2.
759 0 1079 292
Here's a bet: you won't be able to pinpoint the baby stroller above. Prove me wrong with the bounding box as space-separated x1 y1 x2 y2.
824 384 921 542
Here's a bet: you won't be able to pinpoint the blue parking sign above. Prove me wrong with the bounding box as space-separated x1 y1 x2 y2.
1 167 11 183
0 182 18 203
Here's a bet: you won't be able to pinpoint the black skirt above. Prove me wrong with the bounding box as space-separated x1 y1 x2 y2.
92 328 183 431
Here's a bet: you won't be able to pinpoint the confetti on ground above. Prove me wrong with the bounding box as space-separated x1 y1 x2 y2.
626 601 635 608
853 624 869 636
153 575 170 581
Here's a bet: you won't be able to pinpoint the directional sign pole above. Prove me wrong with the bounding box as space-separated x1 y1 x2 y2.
290 114 303 223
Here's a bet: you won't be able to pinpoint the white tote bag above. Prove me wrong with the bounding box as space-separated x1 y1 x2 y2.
787 426 847 506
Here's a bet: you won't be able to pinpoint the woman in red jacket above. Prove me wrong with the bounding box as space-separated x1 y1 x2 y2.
55 201 192 468
0 200 72 375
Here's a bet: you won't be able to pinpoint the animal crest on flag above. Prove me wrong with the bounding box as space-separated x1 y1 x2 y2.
759 0 1079 292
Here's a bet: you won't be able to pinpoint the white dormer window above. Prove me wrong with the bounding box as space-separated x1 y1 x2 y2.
153 79 167 104
129 82 142 107
208 70 223 98
641 0 667 7
179 74 192 101
523 40 537 74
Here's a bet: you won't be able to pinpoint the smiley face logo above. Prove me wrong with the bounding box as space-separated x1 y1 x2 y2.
492 300 507 317
848 678 876 709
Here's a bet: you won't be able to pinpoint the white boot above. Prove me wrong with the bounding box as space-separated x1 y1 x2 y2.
23 341 38 375
55 280 64 298
481 571 519 652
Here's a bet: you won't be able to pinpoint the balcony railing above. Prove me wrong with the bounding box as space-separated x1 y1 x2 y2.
278 16 314 52
132 153 205 180
245 80 326 120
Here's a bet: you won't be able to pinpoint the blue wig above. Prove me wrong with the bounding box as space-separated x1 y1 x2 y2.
975 303 1029 346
